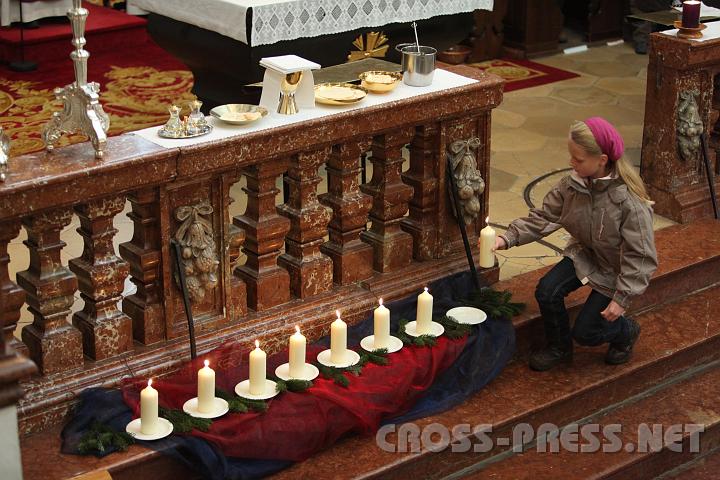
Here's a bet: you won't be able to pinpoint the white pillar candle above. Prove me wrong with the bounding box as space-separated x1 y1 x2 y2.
479 216 496 268
140 379 159 435
416 287 433 335
197 359 215 413
373 299 390 349
289 325 307 378
330 310 348 364
249 340 266 395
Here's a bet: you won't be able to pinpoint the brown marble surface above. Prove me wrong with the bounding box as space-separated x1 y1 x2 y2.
665 447 720 479
470 360 720 479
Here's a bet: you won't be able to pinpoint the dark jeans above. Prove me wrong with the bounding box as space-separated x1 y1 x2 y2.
535 257 631 350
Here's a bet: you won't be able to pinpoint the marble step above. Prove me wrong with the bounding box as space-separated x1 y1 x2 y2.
659 445 720 479
269 282 720 479
459 360 720 480
497 218 720 355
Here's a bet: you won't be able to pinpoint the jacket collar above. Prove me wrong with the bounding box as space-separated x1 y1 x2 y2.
569 169 621 194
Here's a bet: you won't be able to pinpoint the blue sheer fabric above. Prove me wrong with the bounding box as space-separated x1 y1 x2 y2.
62 271 515 479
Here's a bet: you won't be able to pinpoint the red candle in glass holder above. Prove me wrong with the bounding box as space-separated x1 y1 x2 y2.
682 1 701 28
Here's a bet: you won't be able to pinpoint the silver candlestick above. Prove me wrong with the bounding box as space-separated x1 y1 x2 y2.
42 0 109 158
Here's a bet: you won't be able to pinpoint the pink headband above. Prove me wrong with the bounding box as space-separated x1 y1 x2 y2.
584 117 624 162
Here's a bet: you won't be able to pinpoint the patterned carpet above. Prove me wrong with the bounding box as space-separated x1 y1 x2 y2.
468 58 579 92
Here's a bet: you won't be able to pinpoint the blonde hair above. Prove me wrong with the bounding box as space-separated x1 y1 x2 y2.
569 121 654 205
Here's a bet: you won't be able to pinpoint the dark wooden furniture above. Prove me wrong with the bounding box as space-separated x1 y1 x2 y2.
502 0 564 58
563 0 631 43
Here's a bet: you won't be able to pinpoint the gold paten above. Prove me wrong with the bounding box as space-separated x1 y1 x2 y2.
314 83 368 106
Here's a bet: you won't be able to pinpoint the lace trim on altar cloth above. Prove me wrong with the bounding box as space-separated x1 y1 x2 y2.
249 0 494 46
127 0 493 46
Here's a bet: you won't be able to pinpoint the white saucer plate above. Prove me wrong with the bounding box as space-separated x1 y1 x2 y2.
125 417 173 441
274 362 320 381
316 349 361 368
234 379 279 400
404 320 445 338
360 335 403 353
182 397 229 419
446 306 487 325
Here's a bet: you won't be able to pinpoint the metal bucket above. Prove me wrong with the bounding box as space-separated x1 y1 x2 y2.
396 44 436 87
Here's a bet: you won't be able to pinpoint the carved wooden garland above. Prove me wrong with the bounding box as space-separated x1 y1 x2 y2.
677 90 704 171
448 137 486 225
174 202 219 303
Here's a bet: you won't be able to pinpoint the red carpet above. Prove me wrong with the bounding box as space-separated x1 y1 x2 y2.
0 2 148 64
468 58 579 92
0 6 194 157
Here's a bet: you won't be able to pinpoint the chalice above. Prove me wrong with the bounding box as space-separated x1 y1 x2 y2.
278 71 303 115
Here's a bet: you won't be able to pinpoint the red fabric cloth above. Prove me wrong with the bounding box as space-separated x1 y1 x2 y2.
122 336 468 461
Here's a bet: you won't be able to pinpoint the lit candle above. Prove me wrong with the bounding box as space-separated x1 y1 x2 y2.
140 379 158 435
416 287 433 335
197 359 215 413
374 299 390 349
479 216 496 268
289 325 307 378
682 1 701 28
249 340 266 395
330 310 348 364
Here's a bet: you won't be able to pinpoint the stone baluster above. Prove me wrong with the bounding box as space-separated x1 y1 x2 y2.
278 147 334 298
69 196 133 360
119 189 165 345
401 124 440 260
17 209 83 375
224 173 247 319
234 160 291 310
319 139 374 284
360 128 415 272
0 220 26 356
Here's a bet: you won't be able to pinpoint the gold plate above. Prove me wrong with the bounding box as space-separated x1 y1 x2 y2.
210 104 268 125
359 71 402 93
314 83 367 105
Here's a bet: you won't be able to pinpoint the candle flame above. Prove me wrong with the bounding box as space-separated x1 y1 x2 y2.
424 287 428 293
295 325 300 334
204 359 209 368
486 216 490 224
379 298 383 306
255 339 260 349
336 309 341 319
148 379 153 387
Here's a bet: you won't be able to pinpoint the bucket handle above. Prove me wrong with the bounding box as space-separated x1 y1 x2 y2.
395 42 420 53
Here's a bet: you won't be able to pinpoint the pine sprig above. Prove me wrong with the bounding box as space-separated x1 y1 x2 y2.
435 315 472 339
315 348 390 387
273 378 313 393
396 318 438 347
216 389 268 413
77 421 135 455
159 407 212 433
464 288 525 320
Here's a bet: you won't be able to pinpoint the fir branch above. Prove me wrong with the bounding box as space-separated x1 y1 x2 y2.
464 287 525 320
435 315 472 339
272 377 313 393
77 421 135 455
316 362 350 387
216 389 268 413
159 407 212 433
395 318 439 347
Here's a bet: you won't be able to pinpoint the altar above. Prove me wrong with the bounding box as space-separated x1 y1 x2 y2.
127 0 494 107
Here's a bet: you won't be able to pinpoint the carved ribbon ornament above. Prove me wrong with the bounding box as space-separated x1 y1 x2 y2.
174 202 219 303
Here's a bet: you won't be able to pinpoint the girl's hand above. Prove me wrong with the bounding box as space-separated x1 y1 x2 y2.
494 236 507 251
601 300 626 322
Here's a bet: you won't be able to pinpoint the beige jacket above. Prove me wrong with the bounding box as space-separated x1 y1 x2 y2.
500 172 658 309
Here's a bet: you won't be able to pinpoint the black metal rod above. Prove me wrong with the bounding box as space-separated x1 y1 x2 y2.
170 239 197 359
446 159 480 290
361 152 368 184
700 132 719 220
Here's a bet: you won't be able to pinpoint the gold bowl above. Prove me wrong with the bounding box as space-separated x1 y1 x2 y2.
314 83 368 105
210 104 268 125
359 71 402 93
